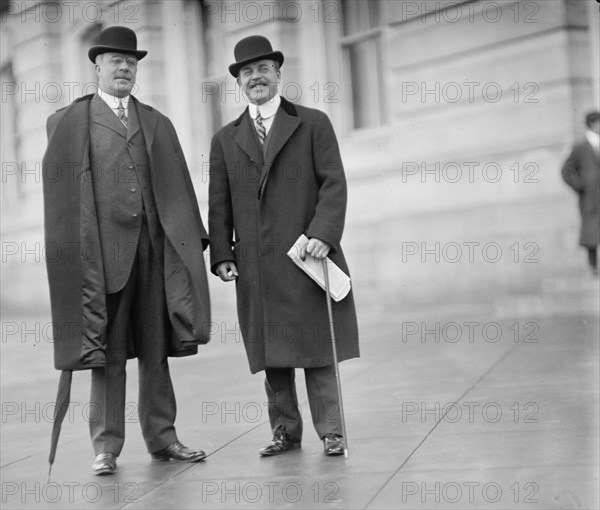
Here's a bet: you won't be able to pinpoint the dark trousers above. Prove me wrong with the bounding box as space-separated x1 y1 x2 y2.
264 366 343 441
89 222 177 456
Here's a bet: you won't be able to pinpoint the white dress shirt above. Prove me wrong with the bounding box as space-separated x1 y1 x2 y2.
248 95 281 136
97 88 130 120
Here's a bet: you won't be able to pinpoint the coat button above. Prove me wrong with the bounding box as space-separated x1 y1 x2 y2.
129 187 136 192
128 165 134 170
132 213 138 218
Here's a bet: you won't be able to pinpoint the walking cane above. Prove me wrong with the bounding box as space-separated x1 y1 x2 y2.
322 258 349 458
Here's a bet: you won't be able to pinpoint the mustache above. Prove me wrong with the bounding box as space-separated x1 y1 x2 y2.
248 80 269 88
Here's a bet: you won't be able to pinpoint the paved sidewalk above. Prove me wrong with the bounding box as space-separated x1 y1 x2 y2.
1 275 598 509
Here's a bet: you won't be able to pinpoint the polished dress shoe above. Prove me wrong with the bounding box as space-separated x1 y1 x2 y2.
92 453 117 475
259 429 301 456
322 433 344 456
150 441 206 462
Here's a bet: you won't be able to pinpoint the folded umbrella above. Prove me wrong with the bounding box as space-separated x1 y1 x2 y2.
48 370 72 480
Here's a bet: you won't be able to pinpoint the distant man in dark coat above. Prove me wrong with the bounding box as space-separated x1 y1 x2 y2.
562 111 600 275
209 36 360 456
42 27 211 475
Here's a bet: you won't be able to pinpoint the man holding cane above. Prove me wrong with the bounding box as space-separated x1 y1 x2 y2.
209 35 359 456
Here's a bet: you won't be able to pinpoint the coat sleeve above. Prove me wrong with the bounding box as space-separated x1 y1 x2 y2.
305 112 347 254
208 132 236 274
561 145 584 192
46 111 60 139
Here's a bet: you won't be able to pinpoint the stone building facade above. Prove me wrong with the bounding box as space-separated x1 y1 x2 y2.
1 0 599 315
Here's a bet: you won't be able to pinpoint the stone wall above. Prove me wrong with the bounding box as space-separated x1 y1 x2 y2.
1 0 598 319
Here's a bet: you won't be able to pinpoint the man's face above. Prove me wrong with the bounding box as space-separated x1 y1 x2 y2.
237 59 280 105
95 52 138 98
589 119 600 135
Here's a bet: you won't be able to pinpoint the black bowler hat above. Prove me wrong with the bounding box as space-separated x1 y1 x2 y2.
228 35 284 77
585 111 600 127
88 26 148 63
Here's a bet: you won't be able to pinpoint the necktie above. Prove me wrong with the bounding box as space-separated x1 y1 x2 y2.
255 111 266 145
117 100 127 127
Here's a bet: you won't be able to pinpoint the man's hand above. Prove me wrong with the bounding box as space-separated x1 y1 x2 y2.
300 238 331 261
216 261 239 282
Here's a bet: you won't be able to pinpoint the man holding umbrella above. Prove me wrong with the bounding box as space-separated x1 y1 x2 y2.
209 35 360 456
43 26 211 475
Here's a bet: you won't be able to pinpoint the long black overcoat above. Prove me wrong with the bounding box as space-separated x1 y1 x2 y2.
562 140 600 247
42 94 211 371
209 97 359 374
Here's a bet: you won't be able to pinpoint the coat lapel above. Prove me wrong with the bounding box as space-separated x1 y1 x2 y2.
584 140 600 167
90 93 127 138
232 109 264 167
126 100 141 141
263 106 301 164
132 96 158 150
257 101 302 199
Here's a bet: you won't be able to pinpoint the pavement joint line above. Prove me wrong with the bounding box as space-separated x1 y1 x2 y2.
126 420 271 508
124 347 392 506
120 477 172 510
204 420 269 459
363 340 521 510
0 455 32 470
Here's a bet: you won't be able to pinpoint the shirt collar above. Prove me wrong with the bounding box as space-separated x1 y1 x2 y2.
248 95 281 120
586 130 599 150
97 88 130 110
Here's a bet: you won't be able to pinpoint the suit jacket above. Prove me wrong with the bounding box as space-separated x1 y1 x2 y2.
43 94 211 371
209 97 359 374
89 95 148 293
562 139 600 246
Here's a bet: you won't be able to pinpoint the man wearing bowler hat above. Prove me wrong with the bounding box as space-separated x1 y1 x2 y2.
42 26 211 475
209 35 360 456
561 111 600 275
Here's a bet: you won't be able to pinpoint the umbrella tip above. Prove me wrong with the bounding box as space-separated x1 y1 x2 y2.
47 463 53 482
344 449 349 459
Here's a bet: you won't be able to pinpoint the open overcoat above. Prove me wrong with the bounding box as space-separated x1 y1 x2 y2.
209 97 359 374
42 94 211 371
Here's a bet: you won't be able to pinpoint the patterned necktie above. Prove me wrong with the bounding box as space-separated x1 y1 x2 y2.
117 100 127 127
255 110 266 145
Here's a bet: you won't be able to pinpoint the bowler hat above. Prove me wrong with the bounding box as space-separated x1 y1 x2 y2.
228 35 284 77
88 26 148 63
585 111 600 127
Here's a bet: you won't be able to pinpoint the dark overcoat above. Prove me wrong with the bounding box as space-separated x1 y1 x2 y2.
42 94 211 371
561 140 600 247
209 97 360 374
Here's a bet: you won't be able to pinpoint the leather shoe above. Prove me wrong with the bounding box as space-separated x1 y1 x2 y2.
150 441 206 462
322 433 345 456
92 453 117 475
259 428 301 456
